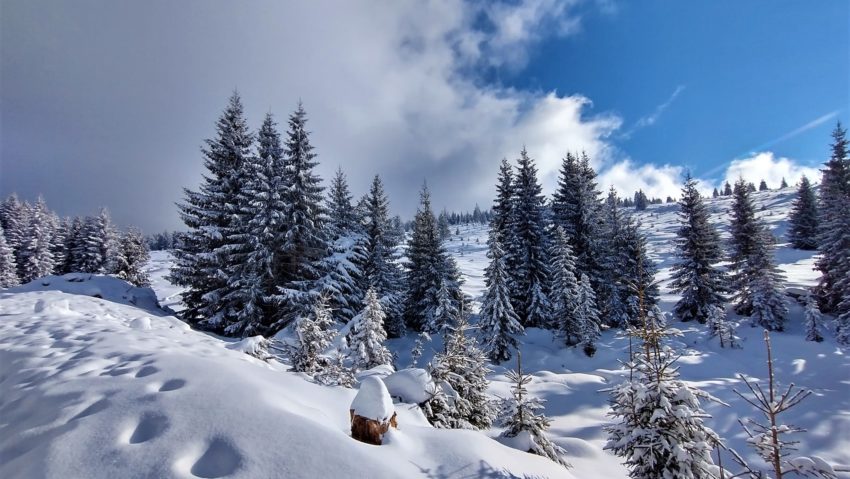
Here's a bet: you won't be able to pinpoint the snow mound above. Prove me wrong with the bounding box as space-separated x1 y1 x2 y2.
128 316 152 330
9 273 165 315
225 336 271 360
355 364 395 381
383 368 434 404
351 376 395 422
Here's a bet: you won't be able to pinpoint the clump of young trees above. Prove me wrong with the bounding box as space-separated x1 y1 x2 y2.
0 194 150 287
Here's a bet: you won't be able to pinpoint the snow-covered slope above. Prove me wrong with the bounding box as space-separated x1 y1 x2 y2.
2 187 848 478
436 187 849 477
0 276 570 479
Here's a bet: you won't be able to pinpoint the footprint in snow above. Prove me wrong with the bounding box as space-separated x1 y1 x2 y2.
128 411 170 444
159 379 186 392
135 365 160 378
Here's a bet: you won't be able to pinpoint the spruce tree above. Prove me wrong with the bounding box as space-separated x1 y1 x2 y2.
500 352 570 469
759 179 769 191
358 176 405 336
706 304 738 348
670 175 727 323
0 225 20 287
405 183 462 333
787 175 819 250
276 102 328 328
113 228 151 287
781 177 789 188
598 189 630 328
223 112 287 336
49 215 68 275
74 208 116 275
18 197 56 282
320 168 367 324
723 181 733 196
621 221 660 327
348 288 393 370
729 178 760 313
64 216 84 273
606 309 721 478
289 296 336 374
429 312 494 430
548 227 581 345
510 148 551 328
816 122 850 320
479 235 523 363
171 92 254 330
576 274 601 357
804 294 824 343
0 194 27 269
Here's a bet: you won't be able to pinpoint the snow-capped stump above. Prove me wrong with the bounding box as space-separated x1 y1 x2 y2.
350 376 397 445
383 368 434 404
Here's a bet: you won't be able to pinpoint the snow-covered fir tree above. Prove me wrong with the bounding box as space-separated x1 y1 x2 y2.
314 352 356 388
479 235 523 363
433 279 459 334
500 352 570 469
509 148 551 328
759 179 769 191
289 296 336 374
63 216 84 273
788 175 819 250
429 312 493 430
0 194 28 273
437 210 451 241
620 220 660 328
171 92 254 330
781 177 789 188
221 112 288 336
670 174 727 324
605 311 721 478
551 152 604 313
404 183 463 333
597 188 631 328
74 208 116 275
816 123 850 332
358 175 405 337
548 227 581 345
0 224 20 287
729 178 765 316
410 331 430 368
723 181 733 196
112 228 151 287
576 274 601 357
18 197 56 282
49 215 68 275
747 231 789 331
319 168 366 324
804 294 824 343
347 288 392 370
706 304 738 348
275 102 328 329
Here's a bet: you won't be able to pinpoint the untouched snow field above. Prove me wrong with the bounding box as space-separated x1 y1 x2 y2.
2 187 849 478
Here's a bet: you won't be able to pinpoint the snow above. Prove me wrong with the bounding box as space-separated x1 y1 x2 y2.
2 188 849 478
350 376 395 422
0 280 569 478
383 368 434 404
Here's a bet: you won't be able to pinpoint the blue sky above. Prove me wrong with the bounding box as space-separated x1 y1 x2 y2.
1 0 848 231
512 0 848 177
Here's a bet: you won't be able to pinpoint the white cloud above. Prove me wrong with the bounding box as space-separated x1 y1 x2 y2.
598 160 689 200
722 152 819 189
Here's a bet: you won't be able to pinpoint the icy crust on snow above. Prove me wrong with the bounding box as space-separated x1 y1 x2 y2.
0 289 571 479
351 376 395 422
383 368 435 404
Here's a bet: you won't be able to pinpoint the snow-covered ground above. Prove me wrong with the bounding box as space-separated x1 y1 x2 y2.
2 187 849 478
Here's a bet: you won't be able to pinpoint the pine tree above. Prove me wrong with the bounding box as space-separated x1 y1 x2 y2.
410 331 431 368
74 208 116 275
712 188 720 198
170 92 254 330
606 308 721 478
706 304 738 348
479 235 523 363
276 102 328 329
358 175 405 337
348 288 393 370
670 175 727 324
724 181 733 196
437 210 451 241
500 352 570 469
289 296 336 374
622 221 660 328
405 183 463 333
804 294 824 343
510 148 551 328
429 312 493 430
759 179 769 191
548 227 581 345
49 215 68 275
18 197 56 282
327 167 359 237
781 177 789 189
0 225 20 287
0 194 28 271
597 189 631 328
112 228 151 287
816 122 850 319
788 175 819 250
64 216 84 273
433 279 459 334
